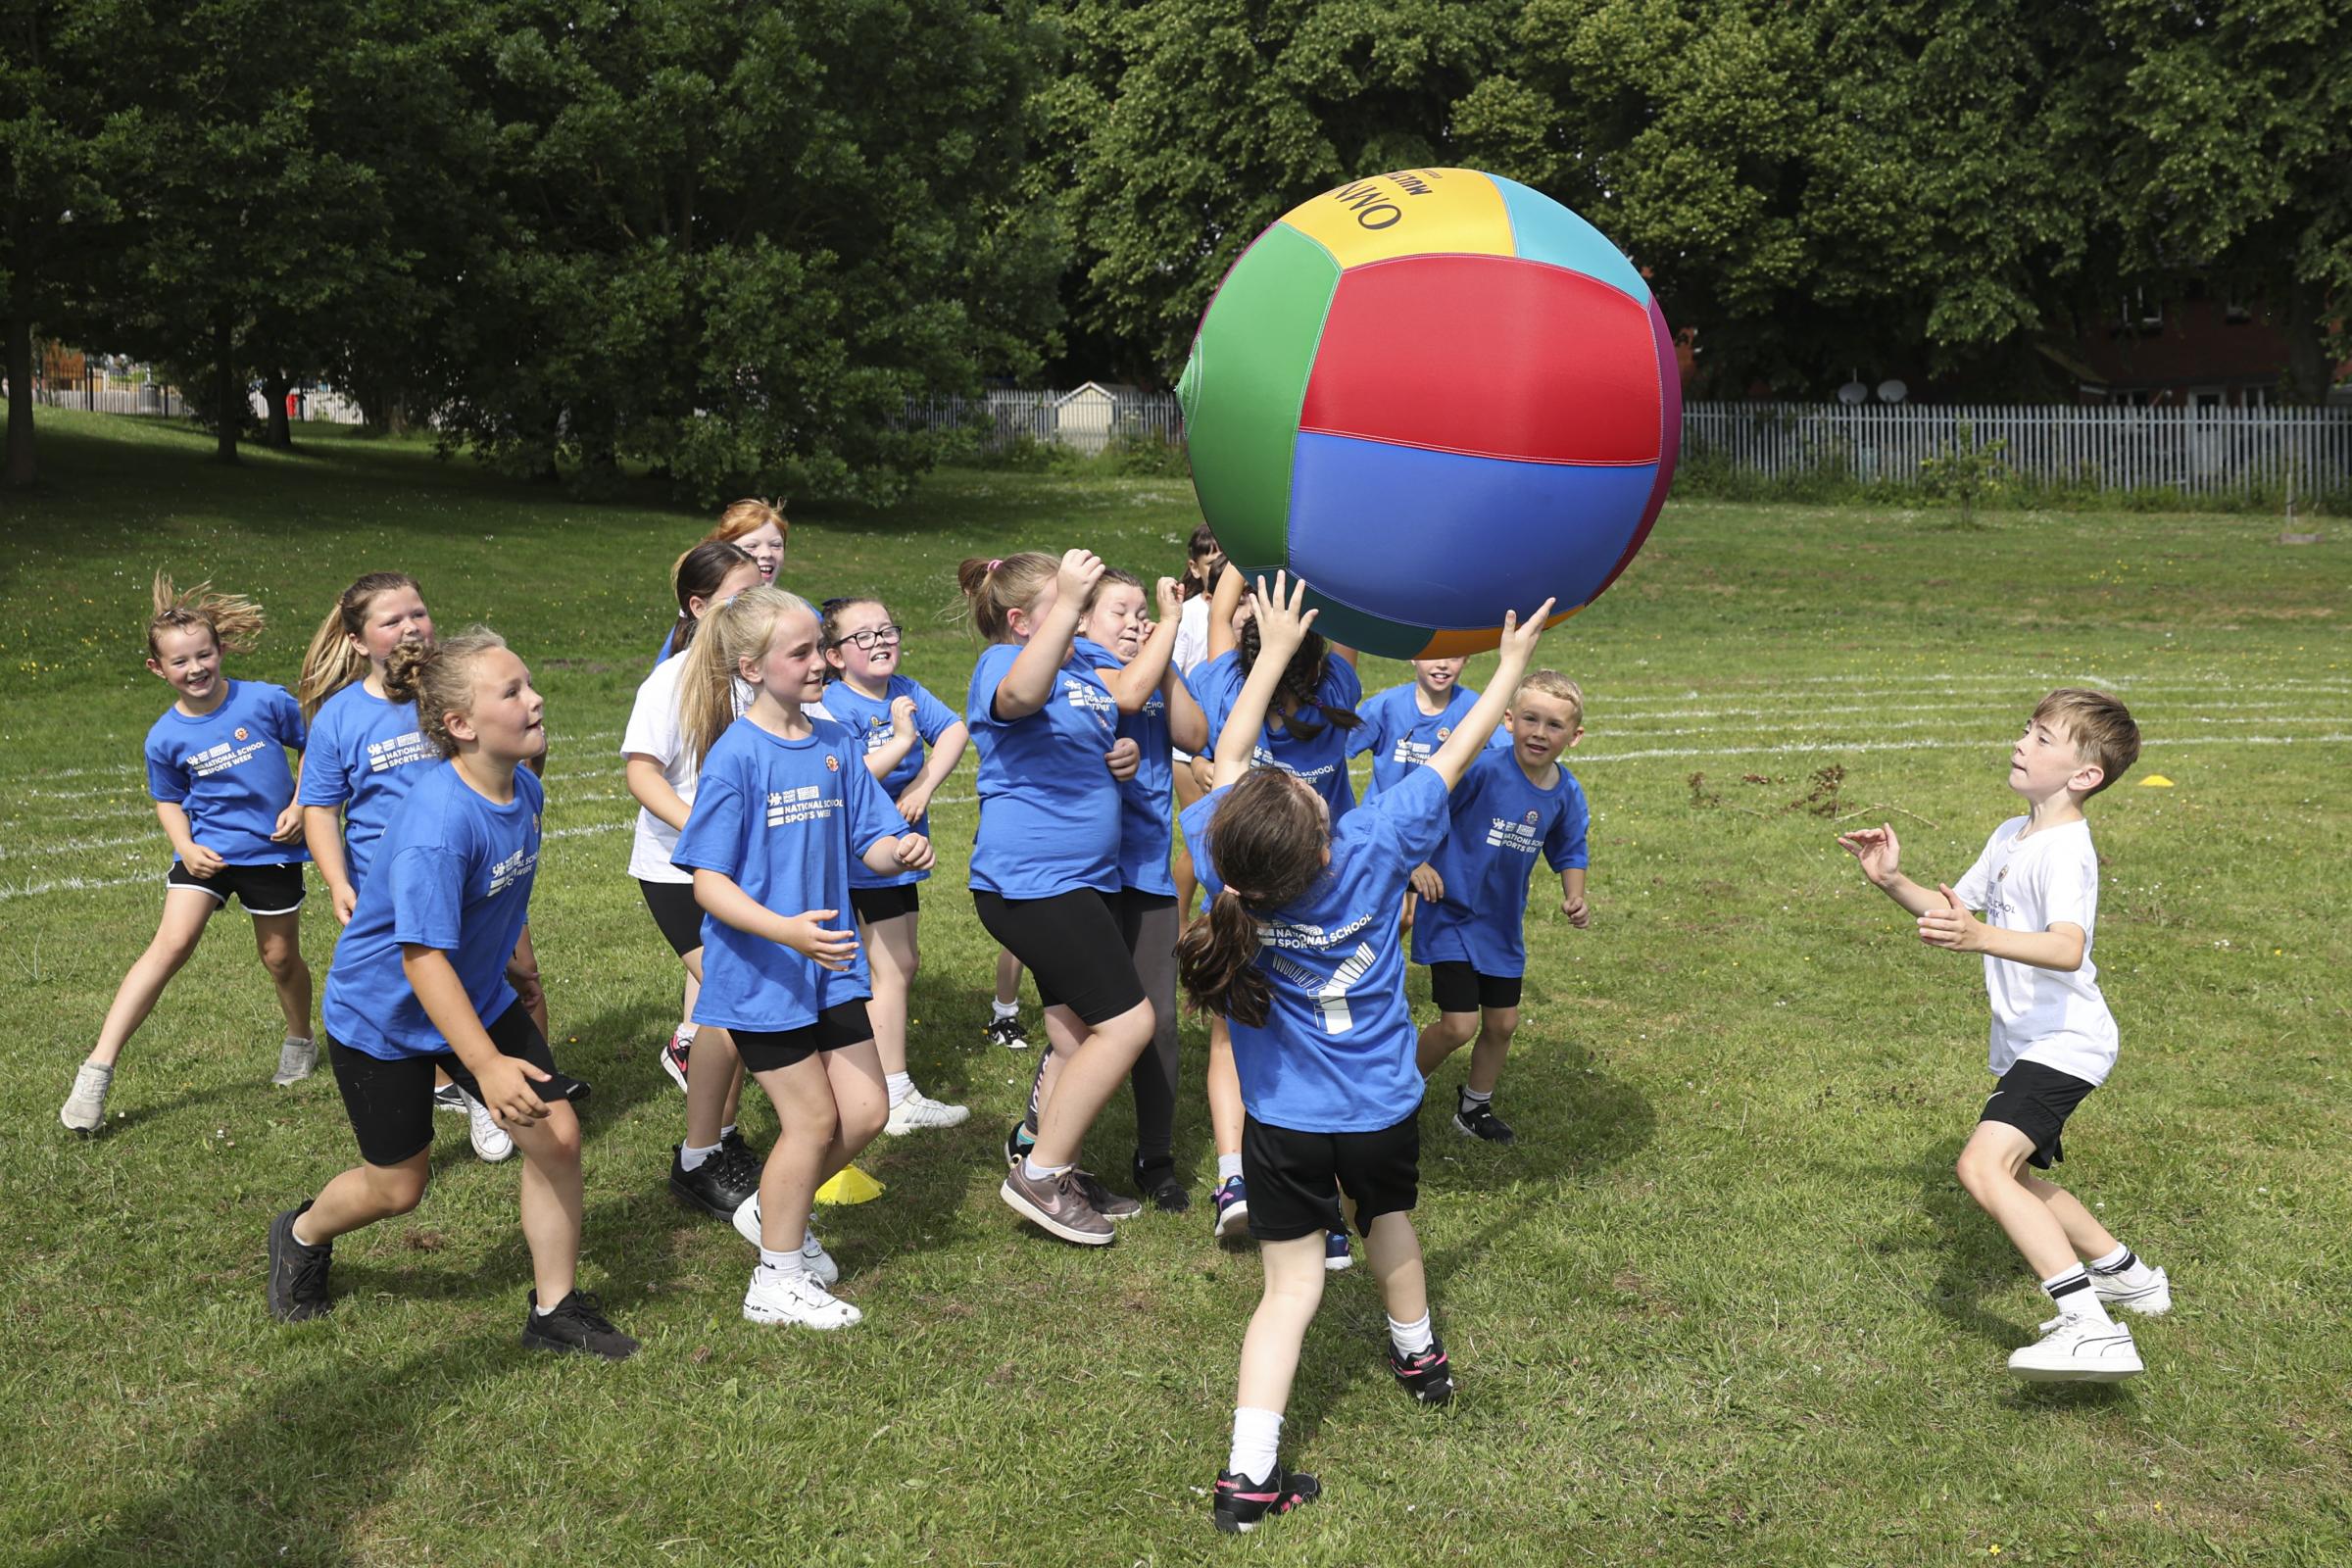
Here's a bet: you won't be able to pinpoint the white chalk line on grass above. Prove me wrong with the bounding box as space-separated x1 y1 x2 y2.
1605 698 2345 724
1576 730 2352 766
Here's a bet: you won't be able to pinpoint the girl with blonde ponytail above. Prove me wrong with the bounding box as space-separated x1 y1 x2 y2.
60 575 315 1134
670 586 935 1330
1176 573 1552 1534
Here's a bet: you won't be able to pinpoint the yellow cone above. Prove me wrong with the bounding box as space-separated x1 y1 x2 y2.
815 1164 885 1204
2138 774 2175 788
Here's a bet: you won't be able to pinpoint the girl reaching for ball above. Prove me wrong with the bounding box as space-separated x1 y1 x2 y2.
61 576 314 1134
1177 573 1552 1533
672 585 935 1330
268 630 637 1359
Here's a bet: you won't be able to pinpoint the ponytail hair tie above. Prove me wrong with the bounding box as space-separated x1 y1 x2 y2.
985 559 1004 571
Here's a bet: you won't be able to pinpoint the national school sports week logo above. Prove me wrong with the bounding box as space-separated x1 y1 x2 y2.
1251 743 1344 794
486 846 536 897
1481 809 1546 856
364 729 435 773
1060 676 1116 734
183 734 271 779
765 784 840 829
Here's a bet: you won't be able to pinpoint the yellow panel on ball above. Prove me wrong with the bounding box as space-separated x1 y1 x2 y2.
1277 168 1515 270
1411 608 1586 662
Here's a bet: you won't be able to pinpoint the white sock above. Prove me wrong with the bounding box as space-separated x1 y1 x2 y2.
1023 1154 1072 1183
671 1021 697 1043
285 1034 314 1046
1226 1406 1283 1483
2087 1243 2155 1285
886 1071 915 1105
992 999 1019 1022
756 1245 806 1285
679 1141 719 1172
533 1293 564 1317
1217 1152 1244 1185
1459 1085 1493 1106
1388 1311 1434 1357
2041 1265 2113 1325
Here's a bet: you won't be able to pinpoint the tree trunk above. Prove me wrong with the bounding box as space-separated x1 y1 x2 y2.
2284 275 2331 405
4 263 34 490
214 313 239 464
262 369 292 448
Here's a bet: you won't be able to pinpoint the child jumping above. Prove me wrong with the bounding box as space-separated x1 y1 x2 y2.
1413 671 1592 1145
1178 573 1553 1533
62 575 314 1132
1839 688 2168 1382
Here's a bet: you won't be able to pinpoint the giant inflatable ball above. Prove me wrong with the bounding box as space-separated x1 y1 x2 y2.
1178 168 1680 659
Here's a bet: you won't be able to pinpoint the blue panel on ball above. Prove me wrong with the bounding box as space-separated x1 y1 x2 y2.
1286 432 1657 641
1491 175 1651 307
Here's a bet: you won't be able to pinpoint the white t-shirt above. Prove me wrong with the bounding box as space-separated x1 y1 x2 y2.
1951 816 2118 1085
620 653 752 883
1169 596 1214 761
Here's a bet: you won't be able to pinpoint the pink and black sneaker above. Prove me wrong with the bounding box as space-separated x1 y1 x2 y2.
1211 1466 1320 1534
1388 1337 1454 1404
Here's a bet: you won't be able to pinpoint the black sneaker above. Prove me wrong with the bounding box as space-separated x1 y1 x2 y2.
1133 1154 1191 1213
1211 1466 1321 1533
719 1125 763 1166
1389 1336 1455 1404
431 1082 467 1115
267 1202 333 1322
1452 1100 1515 1145
520 1290 638 1359
984 1015 1030 1051
669 1142 760 1219
1004 1120 1034 1170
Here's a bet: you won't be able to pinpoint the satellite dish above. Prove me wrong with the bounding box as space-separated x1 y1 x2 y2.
1877 378 1909 405
1838 380 1868 406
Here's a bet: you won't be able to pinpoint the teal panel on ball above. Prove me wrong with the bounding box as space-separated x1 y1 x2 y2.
1182 222 1342 577
1294 586 1428 662
1491 174 1650 305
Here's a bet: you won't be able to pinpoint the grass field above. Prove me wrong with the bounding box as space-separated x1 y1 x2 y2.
3 411 2348 1567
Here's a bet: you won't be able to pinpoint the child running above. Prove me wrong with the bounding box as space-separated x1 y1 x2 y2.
61 575 314 1132
1178 574 1553 1533
298 570 513 1165
671 586 934 1329
267 630 637 1358
817 593 971 1134
1839 689 2167 1382
961 550 1155 1244
1412 671 1592 1145
625 542 767 1226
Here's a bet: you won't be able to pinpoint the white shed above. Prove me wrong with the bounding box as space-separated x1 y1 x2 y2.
1053 381 1144 455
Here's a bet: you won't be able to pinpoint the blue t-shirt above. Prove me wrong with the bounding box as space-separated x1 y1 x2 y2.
142 679 310 866
1191 649 1362 820
671 714 902 1032
964 640 1121 898
1075 636 1177 898
297 682 439 887
321 762 542 1059
819 675 962 889
1182 766 1449 1133
1412 747 1589 979
1351 681 1495 801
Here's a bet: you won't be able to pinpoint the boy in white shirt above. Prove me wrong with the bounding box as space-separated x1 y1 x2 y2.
1840 689 2169 1382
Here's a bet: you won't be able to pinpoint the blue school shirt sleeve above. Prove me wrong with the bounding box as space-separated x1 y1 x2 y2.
671 749 749 880
1340 761 1450 877
386 842 468 954
1546 770 1590 871
1350 685 1400 761
296 697 353 808
144 718 190 806
264 682 308 753
908 677 960 745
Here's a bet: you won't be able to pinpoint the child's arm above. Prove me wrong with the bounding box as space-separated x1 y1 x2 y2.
303 808 359 923
1918 891 2085 971
690 867 860 971
1164 667 1208 755
992 550 1102 720
156 800 222 877
1205 564 1247 663
1559 866 1589 927
1209 573 1316 790
403 944 553 1125
624 755 693 831
1098 578 1187 712
896 720 967 823
1836 824 1943 916
860 832 935 875
861 696 922 778
1424 603 1554 790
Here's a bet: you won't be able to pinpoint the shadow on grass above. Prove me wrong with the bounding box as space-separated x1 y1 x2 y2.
1905 1140 2049 1349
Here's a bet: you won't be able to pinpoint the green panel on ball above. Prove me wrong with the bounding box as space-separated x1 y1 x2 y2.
1181 222 1341 575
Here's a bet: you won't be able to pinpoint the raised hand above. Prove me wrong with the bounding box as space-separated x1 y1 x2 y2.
1154 575 1186 624
1249 571 1319 663
890 694 917 737
1836 823 1901 885
1056 548 1105 606
1493 598 1558 678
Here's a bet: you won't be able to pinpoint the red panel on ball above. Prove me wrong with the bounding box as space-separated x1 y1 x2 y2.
1298 255 1662 466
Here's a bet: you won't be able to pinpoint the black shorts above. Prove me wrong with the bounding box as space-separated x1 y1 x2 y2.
327 1004 580 1167
638 878 705 956
731 1001 873 1073
850 883 921 925
1979 1058 2098 1170
1428 961 1523 1013
1242 1108 1421 1242
972 887 1147 1027
168 858 306 915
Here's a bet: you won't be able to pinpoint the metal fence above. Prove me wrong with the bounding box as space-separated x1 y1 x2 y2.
905 390 1184 455
21 383 190 417
1683 401 2352 499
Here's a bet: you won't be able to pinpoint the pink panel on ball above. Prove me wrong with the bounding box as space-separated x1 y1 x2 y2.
1299 255 1662 466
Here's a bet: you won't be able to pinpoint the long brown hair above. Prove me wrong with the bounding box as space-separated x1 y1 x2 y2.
297 571 423 722
1174 769 1331 1027
1239 618 1359 738
147 572 265 661
956 552 1056 643
382 629 509 759
677 583 818 765
668 541 758 657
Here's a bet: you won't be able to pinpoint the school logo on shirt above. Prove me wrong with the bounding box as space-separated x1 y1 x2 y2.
1483 812 1544 854
364 730 434 772
487 845 537 896
1524 810 1541 825
233 726 249 741
825 754 840 772
1061 676 1117 733
766 784 834 827
1436 727 1452 742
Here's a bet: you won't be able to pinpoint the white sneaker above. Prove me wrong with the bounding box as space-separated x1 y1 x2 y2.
2008 1314 2143 1382
2092 1264 2171 1316
60 1062 112 1132
743 1267 860 1329
884 1091 970 1135
730 1196 839 1285
464 1090 514 1162
272 1037 318 1086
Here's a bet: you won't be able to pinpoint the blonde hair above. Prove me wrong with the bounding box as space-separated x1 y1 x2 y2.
1513 669 1585 729
298 571 423 722
956 552 1057 643
709 498 788 550
382 628 510 759
147 572 265 661
678 583 818 764
2034 688 2140 796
